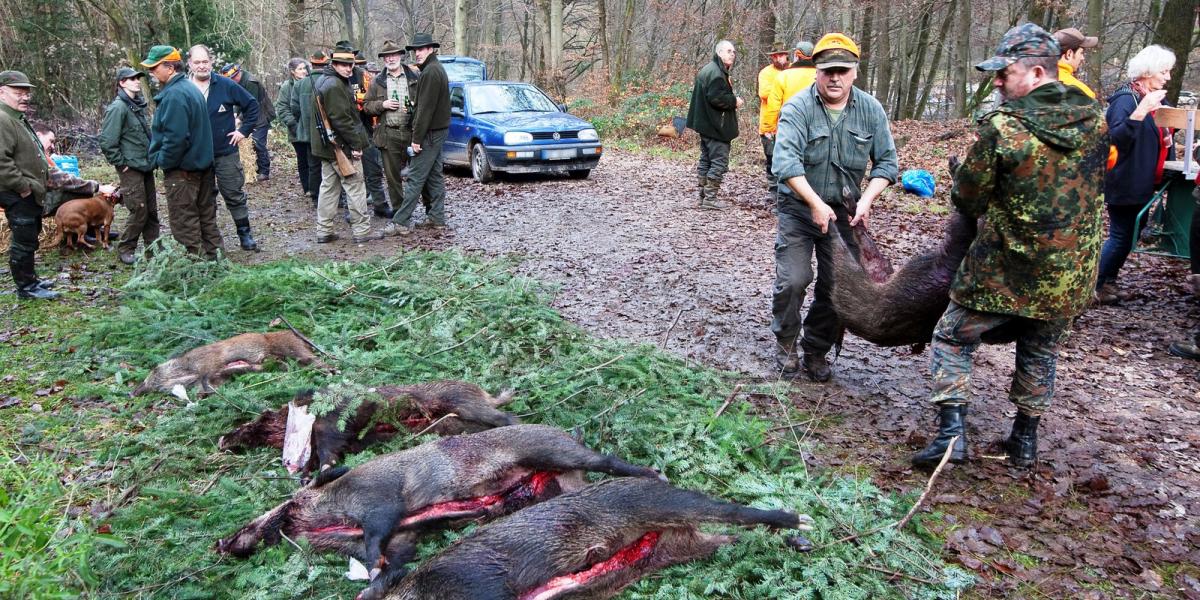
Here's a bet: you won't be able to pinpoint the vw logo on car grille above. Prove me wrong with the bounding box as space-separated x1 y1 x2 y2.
552 132 561 140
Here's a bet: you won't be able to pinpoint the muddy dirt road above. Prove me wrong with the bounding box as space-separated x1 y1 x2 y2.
130 128 1200 597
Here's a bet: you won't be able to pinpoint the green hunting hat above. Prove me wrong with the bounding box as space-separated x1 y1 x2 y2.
115 67 146 82
764 41 789 56
354 50 367 65
406 33 440 51
140 45 182 68
976 23 1060 71
334 40 356 53
0 71 35 88
377 40 406 57
794 41 815 59
309 51 330 66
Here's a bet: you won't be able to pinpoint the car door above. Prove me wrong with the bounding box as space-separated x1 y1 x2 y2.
444 86 469 165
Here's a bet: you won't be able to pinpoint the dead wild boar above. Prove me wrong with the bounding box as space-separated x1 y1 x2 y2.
379 477 814 600
218 380 519 474
832 210 978 347
215 424 663 595
131 331 330 397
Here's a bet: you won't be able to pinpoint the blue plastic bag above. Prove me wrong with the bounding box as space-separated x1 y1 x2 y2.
52 154 80 177
901 169 935 197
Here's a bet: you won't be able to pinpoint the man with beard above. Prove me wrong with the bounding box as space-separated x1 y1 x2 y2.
99 67 158 264
364 40 423 233
757 42 791 192
141 45 221 259
188 44 262 252
770 33 898 381
910 24 1108 470
382 33 450 235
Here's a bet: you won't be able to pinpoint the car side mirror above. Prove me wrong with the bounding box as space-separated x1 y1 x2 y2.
451 107 464 117
557 103 567 113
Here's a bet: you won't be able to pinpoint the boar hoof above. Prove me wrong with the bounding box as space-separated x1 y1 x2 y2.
786 534 814 552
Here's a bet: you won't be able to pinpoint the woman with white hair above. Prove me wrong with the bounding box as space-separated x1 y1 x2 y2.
1096 44 1176 304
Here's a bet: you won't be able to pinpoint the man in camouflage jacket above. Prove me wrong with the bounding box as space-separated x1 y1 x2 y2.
913 23 1108 471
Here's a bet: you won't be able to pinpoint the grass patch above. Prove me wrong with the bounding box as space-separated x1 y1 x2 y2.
2 247 972 599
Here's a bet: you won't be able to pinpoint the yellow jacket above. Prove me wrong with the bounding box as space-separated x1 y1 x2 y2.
761 67 816 134
757 64 785 134
1057 61 1096 99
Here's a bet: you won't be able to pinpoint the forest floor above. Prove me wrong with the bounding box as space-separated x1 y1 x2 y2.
7 121 1200 598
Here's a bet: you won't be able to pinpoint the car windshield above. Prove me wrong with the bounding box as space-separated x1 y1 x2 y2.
443 60 485 82
468 84 558 115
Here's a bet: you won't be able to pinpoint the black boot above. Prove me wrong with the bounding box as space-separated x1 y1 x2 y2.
17 282 59 300
912 404 968 469
374 204 395 219
234 218 259 252
1003 411 1040 469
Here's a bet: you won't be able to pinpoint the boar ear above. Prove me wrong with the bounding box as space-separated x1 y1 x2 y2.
311 465 350 488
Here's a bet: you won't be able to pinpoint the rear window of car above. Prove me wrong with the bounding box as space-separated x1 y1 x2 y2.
443 60 486 82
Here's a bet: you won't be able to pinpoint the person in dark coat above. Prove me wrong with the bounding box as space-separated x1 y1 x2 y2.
274 58 310 196
188 45 262 252
141 45 222 259
686 40 743 210
291 52 328 205
382 33 450 235
1095 44 1176 304
99 67 158 264
222 63 275 182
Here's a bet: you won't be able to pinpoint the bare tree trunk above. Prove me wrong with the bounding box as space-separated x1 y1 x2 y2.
877 0 892 111
549 0 563 95
340 0 354 43
597 0 613 85
1086 0 1104 95
355 0 368 50
860 1 874 93
1151 0 1195 104
455 0 467 53
902 6 932 120
916 4 955 119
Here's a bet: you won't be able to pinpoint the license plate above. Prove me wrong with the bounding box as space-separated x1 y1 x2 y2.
543 149 575 160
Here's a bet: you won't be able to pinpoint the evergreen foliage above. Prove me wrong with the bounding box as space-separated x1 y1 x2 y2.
7 247 972 598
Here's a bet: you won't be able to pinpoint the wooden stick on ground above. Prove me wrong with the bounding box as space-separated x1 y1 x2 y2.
713 383 744 419
810 435 959 552
274 315 339 362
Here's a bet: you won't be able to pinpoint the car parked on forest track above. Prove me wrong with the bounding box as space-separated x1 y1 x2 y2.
443 80 602 183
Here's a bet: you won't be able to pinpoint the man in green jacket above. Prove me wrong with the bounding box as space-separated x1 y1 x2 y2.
275 58 311 197
685 40 744 210
99 67 157 264
309 51 382 244
364 40 425 233
0 71 57 299
771 33 898 382
291 52 328 205
141 45 222 259
911 24 1108 471
382 33 450 235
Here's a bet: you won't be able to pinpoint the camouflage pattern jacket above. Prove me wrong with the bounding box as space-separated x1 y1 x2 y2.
950 82 1107 320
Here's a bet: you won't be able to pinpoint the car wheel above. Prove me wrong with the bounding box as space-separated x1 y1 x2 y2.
471 143 495 184
568 169 590 180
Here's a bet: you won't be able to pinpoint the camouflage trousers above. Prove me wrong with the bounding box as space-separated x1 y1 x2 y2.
929 301 1071 415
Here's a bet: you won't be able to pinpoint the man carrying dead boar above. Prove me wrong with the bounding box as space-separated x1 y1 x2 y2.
911 24 1107 471
770 33 897 382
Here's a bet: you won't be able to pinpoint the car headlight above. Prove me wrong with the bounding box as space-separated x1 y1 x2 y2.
578 128 599 141
503 131 533 145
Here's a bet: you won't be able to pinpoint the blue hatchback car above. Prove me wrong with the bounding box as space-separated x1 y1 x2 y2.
443 81 602 183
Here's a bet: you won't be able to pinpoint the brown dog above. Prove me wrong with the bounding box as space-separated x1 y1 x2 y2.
52 189 123 251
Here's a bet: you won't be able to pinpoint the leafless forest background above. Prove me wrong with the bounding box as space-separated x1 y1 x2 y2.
0 0 1196 126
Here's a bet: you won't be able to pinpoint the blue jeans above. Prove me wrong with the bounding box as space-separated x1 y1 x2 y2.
1096 202 1150 287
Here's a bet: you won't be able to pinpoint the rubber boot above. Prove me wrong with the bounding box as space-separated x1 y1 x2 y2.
700 179 730 210
234 217 259 252
17 283 59 300
912 404 968 469
802 352 831 382
697 176 708 207
775 339 800 376
1003 411 1040 469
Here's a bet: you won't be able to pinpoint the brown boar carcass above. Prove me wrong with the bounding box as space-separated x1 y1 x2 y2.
131 331 330 397
832 210 978 347
215 424 663 597
218 380 519 474
380 477 814 600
